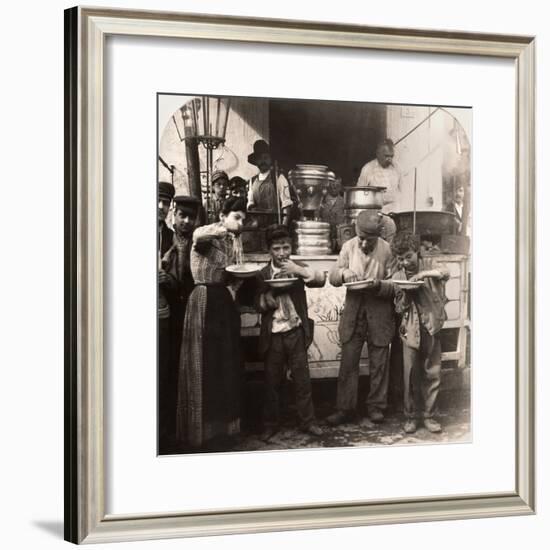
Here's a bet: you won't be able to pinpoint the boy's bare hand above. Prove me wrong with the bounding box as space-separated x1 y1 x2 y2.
410 271 426 282
280 259 306 278
343 269 358 283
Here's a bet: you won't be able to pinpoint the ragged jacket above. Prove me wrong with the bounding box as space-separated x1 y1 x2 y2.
388 257 450 349
256 262 326 356
329 237 395 346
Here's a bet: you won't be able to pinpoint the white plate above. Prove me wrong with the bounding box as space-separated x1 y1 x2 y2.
264 277 299 289
343 279 375 290
225 263 262 278
392 280 425 290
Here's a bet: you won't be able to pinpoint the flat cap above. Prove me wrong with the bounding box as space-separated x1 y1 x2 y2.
211 170 229 185
356 210 382 237
158 181 175 200
173 195 201 214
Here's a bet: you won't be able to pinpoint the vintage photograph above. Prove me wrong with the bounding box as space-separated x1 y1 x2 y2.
157 94 471 455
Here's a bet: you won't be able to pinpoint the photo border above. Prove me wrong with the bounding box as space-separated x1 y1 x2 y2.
64 6 535 544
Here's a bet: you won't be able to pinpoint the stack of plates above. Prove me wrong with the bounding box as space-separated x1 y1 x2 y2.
294 220 331 255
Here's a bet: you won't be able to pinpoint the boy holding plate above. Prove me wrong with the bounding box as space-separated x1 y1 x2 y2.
256 225 326 441
390 231 450 434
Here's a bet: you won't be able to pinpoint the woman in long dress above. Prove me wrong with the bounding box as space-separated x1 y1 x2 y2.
177 197 247 450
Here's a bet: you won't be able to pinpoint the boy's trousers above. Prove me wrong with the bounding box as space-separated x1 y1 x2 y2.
402 328 442 419
263 326 315 429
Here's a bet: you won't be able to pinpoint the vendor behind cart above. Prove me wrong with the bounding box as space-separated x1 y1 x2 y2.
247 139 293 226
356 139 402 242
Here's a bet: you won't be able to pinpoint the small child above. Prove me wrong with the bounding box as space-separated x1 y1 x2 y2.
256 225 326 441
390 231 450 434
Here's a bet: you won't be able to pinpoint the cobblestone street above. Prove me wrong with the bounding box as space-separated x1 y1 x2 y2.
187 378 472 454
236 404 471 452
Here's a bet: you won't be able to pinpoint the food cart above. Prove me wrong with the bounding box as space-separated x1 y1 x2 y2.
240 251 469 380
238 169 470 385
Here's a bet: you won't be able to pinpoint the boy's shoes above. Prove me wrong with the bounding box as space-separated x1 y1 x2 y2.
303 424 323 437
368 409 385 423
260 426 279 442
403 419 417 434
326 411 352 426
424 418 442 433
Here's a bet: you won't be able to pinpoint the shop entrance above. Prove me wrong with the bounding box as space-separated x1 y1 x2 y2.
269 98 386 186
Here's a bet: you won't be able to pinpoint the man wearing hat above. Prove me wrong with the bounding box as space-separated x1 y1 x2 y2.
247 139 293 226
209 170 230 222
159 195 201 453
326 210 396 426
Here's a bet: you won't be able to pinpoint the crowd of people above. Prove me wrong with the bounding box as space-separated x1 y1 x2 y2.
158 138 454 454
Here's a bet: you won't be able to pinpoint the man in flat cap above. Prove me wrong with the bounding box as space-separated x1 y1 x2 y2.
159 195 201 453
327 210 396 426
247 139 293 226
209 170 230 222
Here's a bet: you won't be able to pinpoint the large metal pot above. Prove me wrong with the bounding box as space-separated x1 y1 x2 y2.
391 211 456 237
344 186 386 209
288 164 336 212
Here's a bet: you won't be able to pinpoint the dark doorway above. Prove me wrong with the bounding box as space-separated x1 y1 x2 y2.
269 98 386 186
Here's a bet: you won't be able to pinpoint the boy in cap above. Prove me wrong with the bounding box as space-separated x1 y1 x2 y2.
256 225 325 440
229 175 248 199
159 195 201 452
209 170 230 222
326 210 395 426
390 231 450 434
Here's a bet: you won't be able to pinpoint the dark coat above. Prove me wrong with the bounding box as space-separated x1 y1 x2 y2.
444 201 463 234
256 262 325 356
158 221 174 257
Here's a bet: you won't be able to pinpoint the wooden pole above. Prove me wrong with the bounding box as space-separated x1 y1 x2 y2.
413 167 417 235
184 138 202 200
274 160 281 225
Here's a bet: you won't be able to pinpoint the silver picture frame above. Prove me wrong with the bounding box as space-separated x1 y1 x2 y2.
64 6 536 544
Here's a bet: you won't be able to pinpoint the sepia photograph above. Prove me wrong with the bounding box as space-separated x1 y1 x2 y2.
157 93 472 455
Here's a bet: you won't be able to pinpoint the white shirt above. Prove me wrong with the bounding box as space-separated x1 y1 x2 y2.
356 158 402 213
270 262 302 334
